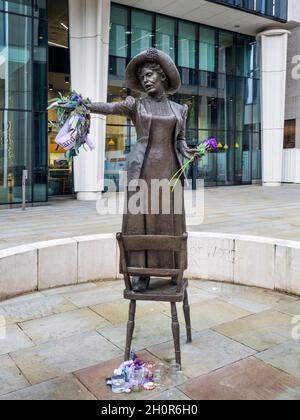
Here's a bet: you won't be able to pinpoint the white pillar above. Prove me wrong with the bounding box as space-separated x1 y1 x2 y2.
68 0 111 201
256 29 290 187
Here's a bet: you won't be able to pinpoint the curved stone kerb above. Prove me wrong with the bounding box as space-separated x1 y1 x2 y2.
0 233 299 301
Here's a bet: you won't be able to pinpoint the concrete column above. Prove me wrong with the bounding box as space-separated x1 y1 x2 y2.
256 29 290 187
68 0 111 200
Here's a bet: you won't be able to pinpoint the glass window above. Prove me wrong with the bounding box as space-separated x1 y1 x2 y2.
155 16 175 61
236 36 257 77
0 110 32 204
198 96 218 131
178 21 196 69
0 12 32 110
33 18 47 111
34 0 47 19
1 0 32 15
131 10 153 58
218 31 235 75
200 27 216 72
109 5 129 58
284 120 296 149
33 111 47 201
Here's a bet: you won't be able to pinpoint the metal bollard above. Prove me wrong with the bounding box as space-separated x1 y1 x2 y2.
22 169 28 211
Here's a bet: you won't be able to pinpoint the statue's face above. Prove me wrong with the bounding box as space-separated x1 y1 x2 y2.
139 66 166 96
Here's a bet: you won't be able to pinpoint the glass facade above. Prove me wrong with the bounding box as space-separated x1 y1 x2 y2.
208 0 288 21
106 3 261 187
0 0 48 205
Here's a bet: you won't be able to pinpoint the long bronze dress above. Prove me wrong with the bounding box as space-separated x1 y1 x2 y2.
122 97 186 270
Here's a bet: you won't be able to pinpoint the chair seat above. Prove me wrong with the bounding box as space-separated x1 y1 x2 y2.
124 278 188 302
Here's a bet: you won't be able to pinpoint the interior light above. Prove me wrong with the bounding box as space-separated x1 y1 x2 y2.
60 22 69 31
48 41 68 49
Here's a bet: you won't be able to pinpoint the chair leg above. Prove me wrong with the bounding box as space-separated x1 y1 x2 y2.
171 302 181 369
125 300 136 361
183 290 192 343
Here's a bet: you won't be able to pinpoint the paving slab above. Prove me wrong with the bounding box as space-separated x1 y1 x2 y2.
147 330 255 379
11 331 123 385
179 357 300 400
213 310 294 351
0 292 45 306
0 295 76 324
0 375 96 400
0 324 33 356
276 300 300 317
19 308 110 344
41 283 98 296
0 354 29 397
192 280 298 307
74 351 166 401
97 314 187 352
163 298 251 331
63 286 122 308
257 340 300 380
149 388 191 400
91 301 166 325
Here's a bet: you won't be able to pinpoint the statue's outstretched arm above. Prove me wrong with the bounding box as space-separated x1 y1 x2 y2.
57 96 136 119
89 96 136 118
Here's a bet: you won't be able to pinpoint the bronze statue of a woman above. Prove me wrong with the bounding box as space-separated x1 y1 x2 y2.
64 49 199 292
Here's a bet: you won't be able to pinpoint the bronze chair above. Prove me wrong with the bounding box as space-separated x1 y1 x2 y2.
116 232 192 369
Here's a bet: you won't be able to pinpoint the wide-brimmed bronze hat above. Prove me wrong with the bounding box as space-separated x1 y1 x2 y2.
125 48 181 94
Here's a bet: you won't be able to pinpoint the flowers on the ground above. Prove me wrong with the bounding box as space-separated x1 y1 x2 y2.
170 137 218 191
48 91 94 160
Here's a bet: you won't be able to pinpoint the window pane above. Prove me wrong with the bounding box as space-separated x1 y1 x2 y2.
131 10 153 57
33 111 47 201
0 12 32 110
109 5 129 58
34 0 47 19
218 31 235 75
178 21 196 69
3 0 32 15
200 27 216 72
0 110 32 204
284 120 296 149
155 16 175 61
33 18 47 111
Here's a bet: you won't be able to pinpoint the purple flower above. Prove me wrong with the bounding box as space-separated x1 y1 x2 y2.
203 137 218 150
70 92 83 103
134 359 144 368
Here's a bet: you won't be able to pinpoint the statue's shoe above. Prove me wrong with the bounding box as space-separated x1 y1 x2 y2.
132 276 150 293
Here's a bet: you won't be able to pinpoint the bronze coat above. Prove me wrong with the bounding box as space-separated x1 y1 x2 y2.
90 96 191 182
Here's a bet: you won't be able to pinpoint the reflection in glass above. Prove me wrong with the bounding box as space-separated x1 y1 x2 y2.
155 16 175 61
34 18 47 111
131 10 153 58
0 12 32 110
2 0 32 16
110 4 129 58
178 22 196 69
0 110 32 203
200 27 216 72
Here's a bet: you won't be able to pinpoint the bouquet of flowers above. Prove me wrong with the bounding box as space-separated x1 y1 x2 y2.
48 91 95 160
170 137 218 191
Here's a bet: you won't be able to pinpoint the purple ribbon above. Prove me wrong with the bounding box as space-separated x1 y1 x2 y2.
55 116 95 152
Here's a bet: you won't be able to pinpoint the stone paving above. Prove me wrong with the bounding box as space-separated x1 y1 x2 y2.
0 279 300 400
1 184 300 250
